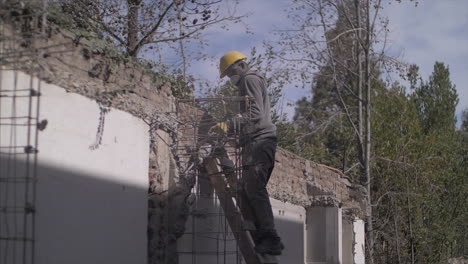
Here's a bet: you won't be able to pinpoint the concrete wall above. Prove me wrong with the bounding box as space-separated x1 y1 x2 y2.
269 148 355 209
269 147 367 264
1 23 367 264
342 216 366 264
342 217 355 264
1 24 178 263
306 207 342 264
177 195 306 264
271 199 306 264
1 70 149 264
353 219 365 264
177 182 239 264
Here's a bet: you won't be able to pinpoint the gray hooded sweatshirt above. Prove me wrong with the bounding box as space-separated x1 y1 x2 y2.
236 70 276 141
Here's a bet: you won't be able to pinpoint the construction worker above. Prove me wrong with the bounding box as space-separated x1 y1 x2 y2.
216 51 284 255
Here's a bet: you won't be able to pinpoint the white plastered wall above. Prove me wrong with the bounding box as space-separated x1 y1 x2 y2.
342 216 366 264
0 70 149 264
306 207 342 264
353 219 365 264
342 216 355 264
177 195 306 264
177 179 239 264
271 198 306 264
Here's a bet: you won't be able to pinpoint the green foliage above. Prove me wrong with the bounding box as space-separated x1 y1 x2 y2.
270 0 466 261
273 0 466 260
412 62 459 134
368 63 466 263
282 29 466 263
461 108 468 132
47 2 103 39
369 64 466 262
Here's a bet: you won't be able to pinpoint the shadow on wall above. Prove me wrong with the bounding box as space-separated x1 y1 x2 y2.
276 217 305 263
178 215 305 263
0 156 148 264
177 185 306 264
1 156 308 264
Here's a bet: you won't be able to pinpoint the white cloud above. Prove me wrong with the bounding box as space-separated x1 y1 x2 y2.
383 0 468 123
188 0 299 99
185 0 468 124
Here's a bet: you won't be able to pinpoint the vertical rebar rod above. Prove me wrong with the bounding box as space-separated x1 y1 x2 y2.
175 97 251 263
11 69 19 264
30 75 41 264
22 72 35 264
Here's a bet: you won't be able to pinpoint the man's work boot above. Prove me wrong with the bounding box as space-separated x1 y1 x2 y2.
254 233 284 255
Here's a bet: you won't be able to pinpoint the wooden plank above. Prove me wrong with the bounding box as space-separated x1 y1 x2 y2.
203 157 261 264
218 153 258 237
203 157 279 264
219 155 279 263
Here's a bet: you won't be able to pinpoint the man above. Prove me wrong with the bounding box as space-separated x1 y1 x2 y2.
218 50 284 255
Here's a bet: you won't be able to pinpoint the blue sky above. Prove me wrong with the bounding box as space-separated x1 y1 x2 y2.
383 0 468 126
185 0 468 124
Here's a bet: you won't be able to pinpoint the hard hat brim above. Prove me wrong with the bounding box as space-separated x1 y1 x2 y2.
219 51 247 78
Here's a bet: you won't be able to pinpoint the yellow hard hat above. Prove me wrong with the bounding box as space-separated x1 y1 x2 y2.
219 51 247 78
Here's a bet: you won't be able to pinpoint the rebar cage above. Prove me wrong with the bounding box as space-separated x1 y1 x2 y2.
0 2 46 264
0 1 69 263
175 97 253 264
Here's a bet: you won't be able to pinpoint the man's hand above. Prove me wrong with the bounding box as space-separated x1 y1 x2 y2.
209 122 229 135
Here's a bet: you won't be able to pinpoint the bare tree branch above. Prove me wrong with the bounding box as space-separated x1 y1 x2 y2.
129 2 174 56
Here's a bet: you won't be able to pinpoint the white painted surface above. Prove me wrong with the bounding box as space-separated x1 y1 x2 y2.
271 198 306 264
178 178 239 264
178 193 306 264
0 70 149 264
306 207 342 264
353 219 365 264
342 217 354 264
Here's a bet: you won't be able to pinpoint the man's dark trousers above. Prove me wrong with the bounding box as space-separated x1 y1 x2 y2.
242 137 277 236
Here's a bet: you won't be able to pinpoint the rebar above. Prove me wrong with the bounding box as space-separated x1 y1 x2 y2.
174 97 253 264
0 2 65 264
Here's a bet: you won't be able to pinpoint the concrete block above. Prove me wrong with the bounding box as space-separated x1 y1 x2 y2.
305 207 342 264
0 70 149 264
353 219 365 264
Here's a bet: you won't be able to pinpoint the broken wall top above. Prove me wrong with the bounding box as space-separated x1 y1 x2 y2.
269 148 366 217
2 23 176 121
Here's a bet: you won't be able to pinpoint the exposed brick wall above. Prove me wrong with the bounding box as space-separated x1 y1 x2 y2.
269 148 353 208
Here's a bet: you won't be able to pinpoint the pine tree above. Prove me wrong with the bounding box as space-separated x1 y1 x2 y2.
461 108 468 132
413 62 459 134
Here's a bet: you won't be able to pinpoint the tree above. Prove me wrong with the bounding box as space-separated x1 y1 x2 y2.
408 62 465 263
370 63 466 263
412 62 459 134
371 81 421 263
268 1 465 263
462 108 468 132
53 0 245 73
268 1 393 260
